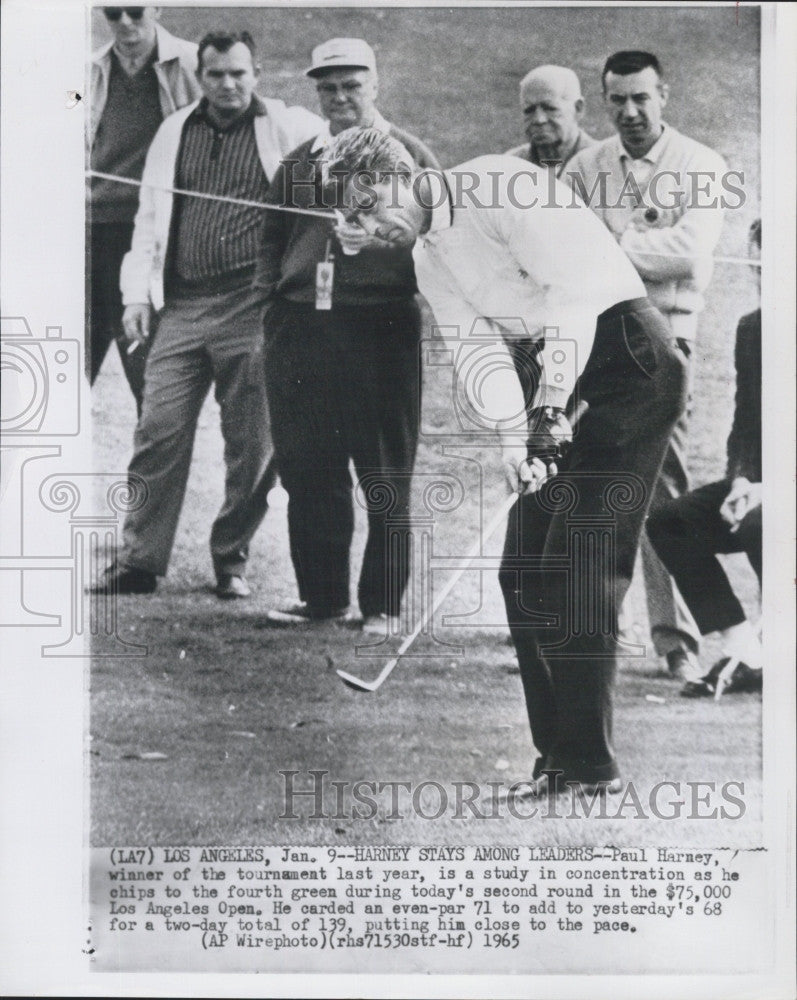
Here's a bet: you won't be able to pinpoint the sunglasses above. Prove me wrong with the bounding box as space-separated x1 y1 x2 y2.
103 7 145 21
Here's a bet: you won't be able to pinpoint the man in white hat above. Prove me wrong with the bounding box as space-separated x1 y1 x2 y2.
254 38 439 633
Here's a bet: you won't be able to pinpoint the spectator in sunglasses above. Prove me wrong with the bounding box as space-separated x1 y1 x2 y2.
89 7 201 411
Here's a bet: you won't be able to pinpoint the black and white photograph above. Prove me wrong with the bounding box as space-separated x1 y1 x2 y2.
0 0 794 995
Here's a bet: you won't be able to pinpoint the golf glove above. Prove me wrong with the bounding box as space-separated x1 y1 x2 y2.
526 406 574 463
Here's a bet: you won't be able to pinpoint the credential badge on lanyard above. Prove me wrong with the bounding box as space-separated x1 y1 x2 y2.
316 239 334 310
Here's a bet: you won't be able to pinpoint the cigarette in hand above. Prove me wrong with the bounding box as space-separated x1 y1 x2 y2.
126 340 140 355
334 210 363 255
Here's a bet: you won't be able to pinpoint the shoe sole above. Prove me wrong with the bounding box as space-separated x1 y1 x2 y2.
680 683 713 698
361 620 401 636
265 611 352 627
496 776 622 805
89 583 156 595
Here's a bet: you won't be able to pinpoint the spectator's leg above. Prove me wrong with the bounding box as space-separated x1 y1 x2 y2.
207 289 274 581
121 302 211 576
88 223 114 386
647 480 752 637
264 299 352 616
347 300 422 619
89 221 147 413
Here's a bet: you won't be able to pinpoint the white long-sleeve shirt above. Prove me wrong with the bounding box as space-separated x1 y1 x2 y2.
412 156 644 438
567 125 727 340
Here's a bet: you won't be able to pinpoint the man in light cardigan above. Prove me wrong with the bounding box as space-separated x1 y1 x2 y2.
567 50 727 681
95 30 321 599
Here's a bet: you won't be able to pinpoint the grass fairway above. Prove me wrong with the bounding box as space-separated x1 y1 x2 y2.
91 5 762 847
91 598 762 846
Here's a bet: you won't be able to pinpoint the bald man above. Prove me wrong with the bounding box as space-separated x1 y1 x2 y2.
505 64 596 174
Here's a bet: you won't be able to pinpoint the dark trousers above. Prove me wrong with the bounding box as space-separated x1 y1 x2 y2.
263 297 422 617
88 221 148 413
498 299 686 783
646 479 761 636
634 337 700 657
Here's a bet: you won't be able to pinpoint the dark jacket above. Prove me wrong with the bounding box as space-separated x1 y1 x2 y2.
726 308 761 482
253 123 439 307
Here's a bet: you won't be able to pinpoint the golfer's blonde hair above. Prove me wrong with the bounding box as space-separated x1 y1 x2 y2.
325 127 416 184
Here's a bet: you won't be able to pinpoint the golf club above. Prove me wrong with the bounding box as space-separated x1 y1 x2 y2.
336 399 589 692
336 489 518 692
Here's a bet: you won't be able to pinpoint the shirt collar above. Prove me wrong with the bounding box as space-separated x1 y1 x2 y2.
94 22 179 67
193 92 267 126
530 129 584 170
419 170 453 239
111 42 158 75
311 109 392 153
250 93 269 117
618 123 669 165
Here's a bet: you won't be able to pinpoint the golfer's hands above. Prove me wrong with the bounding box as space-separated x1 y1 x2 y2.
527 406 574 464
501 442 557 495
122 303 152 346
720 477 762 532
333 211 381 255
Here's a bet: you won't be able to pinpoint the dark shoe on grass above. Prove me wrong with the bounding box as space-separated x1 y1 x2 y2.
497 771 622 805
215 574 251 600
529 773 623 799
679 678 714 698
92 562 157 595
265 601 350 626
681 656 762 699
361 613 401 635
666 648 700 680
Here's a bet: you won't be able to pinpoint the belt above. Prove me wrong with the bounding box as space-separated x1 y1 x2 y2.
170 264 256 297
598 296 651 321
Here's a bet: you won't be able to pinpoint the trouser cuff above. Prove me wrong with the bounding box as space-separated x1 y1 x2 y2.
214 561 247 580
543 757 620 786
650 627 699 658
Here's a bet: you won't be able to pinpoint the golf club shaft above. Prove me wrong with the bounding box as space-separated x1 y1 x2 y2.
392 490 519 662
337 491 519 690
338 398 589 690
392 398 589 660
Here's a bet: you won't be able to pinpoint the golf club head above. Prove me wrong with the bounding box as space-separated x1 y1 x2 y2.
336 656 398 692
332 486 535 695
335 668 379 692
